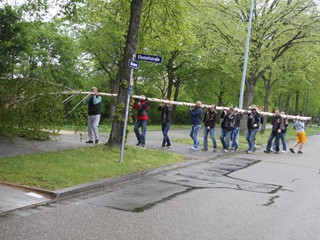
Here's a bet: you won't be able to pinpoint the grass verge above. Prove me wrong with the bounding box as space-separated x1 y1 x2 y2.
0 145 184 191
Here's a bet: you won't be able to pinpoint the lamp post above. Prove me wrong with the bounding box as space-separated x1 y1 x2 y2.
239 0 254 109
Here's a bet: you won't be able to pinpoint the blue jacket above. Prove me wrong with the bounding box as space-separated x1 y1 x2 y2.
190 107 202 125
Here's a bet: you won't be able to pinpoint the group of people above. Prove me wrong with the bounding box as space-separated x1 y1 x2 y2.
83 88 307 154
188 102 259 154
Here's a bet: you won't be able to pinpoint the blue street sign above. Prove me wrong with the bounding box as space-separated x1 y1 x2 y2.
136 53 162 64
128 60 140 69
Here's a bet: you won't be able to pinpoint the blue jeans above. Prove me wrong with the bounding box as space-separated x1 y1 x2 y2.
134 120 147 145
267 131 280 152
203 127 217 150
273 131 287 151
231 127 240 149
220 129 232 150
246 128 259 152
161 122 171 146
190 125 201 148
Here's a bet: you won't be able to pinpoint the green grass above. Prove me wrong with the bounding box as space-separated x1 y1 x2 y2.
172 126 320 148
0 145 184 191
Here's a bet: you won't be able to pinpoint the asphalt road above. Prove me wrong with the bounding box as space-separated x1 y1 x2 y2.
1 130 320 240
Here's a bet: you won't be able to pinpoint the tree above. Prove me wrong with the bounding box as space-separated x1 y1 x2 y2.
108 0 143 147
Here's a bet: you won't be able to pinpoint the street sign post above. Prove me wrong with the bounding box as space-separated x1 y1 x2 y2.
120 53 162 163
128 60 140 69
136 53 162 64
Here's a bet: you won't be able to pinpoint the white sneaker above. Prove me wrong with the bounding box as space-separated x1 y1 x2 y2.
189 147 198 151
223 149 228 153
281 150 286 153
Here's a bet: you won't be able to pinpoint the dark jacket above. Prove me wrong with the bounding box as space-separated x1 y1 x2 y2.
220 111 235 131
203 110 217 128
282 117 289 133
234 113 242 128
247 112 261 129
157 105 173 123
190 107 202 125
88 96 101 115
271 115 285 133
133 100 150 121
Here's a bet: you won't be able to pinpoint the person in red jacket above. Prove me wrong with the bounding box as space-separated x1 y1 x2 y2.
133 96 150 147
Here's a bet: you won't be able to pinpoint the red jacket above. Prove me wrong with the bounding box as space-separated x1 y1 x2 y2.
133 100 150 121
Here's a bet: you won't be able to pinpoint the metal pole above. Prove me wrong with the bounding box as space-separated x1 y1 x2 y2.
239 0 254 109
119 69 134 163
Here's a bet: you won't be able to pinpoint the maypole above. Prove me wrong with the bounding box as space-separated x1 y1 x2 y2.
61 91 312 121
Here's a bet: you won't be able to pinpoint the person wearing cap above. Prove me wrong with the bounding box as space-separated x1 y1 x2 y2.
246 104 261 154
85 87 102 144
220 107 235 152
189 101 202 151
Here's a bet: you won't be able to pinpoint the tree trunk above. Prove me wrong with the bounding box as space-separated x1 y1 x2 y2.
305 85 310 116
278 93 283 111
109 70 121 120
295 90 300 115
108 0 143 147
240 74 255 134
285 94 290 114
172 82 180 123
260 86 271 134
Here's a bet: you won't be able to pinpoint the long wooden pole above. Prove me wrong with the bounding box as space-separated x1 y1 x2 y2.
61 91 312 121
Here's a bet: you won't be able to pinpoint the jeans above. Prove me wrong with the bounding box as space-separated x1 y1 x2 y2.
88 114 100 141
190 125 201 148
203 127 217 150
267 131 280 152
161 122 171 146
231 127 240 149
273 131 286 151
134 120 147 145
220 129 232 150
246 128 259 152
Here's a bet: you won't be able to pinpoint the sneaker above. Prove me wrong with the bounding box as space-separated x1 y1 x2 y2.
234 146 239 151
274 151 279 154
223 149 228 153
140 144 145 147
95 139 99 144
213 148 218 152
264 150 270 153
246 150 253 154
136 142 141 146
289 148 295 153
86 140 93 144
161 145 166 149
270 149 274 153
201 148 208 151
189 147 198 151
298 151 303 154
166 144 171 148
281 150 286 153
